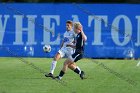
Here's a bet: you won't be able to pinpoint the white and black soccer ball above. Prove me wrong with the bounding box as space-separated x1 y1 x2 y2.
43 45 51 53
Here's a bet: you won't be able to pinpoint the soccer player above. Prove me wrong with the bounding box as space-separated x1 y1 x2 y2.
45 20 76 78
55 22 87 80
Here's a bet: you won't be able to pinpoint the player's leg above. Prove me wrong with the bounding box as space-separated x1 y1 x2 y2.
55 59 73 80
45 49 65 77
60 49 77 75
68 62 85 79
68 52 83 74
56 53 85 80
66 48 80 71
50 52 61 74
45 52 61 77
68 63 82 75
68 63 76 70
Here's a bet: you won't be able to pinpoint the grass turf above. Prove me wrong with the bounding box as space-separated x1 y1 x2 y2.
0 57 140 93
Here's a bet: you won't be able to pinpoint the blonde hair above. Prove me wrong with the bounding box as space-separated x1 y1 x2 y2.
74 22 82 29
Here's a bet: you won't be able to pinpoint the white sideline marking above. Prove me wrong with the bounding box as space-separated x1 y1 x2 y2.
136 61 140 66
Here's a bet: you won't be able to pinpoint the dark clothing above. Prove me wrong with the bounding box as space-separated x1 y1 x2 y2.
75 32 85 54
72 32 85 62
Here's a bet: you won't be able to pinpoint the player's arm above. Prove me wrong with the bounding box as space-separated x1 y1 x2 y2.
72 40 76 44
72 36 76 44
60 40 64 49
67 34 76 49
66 44 76 49
80 26 87 42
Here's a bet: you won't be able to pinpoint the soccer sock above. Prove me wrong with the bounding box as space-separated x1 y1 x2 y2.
50 60 57 74
74 66 81 75
58 70 65 79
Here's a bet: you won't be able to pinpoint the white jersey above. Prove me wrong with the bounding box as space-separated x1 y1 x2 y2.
62 30 75 48
58 30 75 58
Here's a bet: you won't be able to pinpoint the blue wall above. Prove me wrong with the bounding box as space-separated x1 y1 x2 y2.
0 3 140 58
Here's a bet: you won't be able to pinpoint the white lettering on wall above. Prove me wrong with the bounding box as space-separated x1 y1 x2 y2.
0 15 9 45
135 16 140 46
72 15 80 22
13 15 37 45
41 15 60 45
88 15 108 45
111 15 132 46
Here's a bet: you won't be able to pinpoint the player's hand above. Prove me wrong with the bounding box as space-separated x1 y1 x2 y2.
79 25 83 32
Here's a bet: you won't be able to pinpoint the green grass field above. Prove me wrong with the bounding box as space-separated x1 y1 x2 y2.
0 57 140 93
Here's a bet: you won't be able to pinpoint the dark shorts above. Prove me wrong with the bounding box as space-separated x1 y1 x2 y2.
70 52 83 62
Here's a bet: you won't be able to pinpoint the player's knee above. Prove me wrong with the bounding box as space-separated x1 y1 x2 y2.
68 65 71 69
53 54 60 61
63 62 68 67
53 56 57 61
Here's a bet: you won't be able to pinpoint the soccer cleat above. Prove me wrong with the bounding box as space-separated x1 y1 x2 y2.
54 76 61 80
80 71 85 79
45 73 54 79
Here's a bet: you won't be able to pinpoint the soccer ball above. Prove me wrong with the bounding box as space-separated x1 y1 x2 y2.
43 45 51 53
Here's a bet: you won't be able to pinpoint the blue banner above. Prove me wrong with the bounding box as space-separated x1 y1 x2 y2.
0 3 140 58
